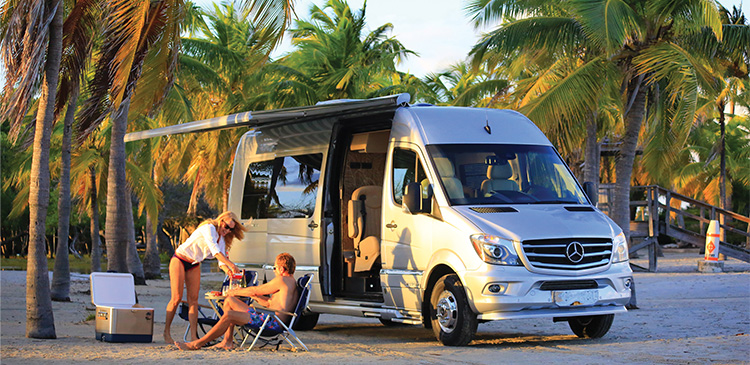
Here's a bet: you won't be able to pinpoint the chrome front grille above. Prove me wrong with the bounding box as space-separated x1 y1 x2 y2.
521 237 612 271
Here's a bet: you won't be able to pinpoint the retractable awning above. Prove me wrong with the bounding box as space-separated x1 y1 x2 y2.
124 93 411 142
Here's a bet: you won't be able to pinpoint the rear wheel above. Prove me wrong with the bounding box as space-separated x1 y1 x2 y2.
568 314 614 338
430 274 477 346
293 312 320 331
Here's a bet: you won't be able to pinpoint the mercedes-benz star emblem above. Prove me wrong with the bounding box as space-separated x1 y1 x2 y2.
566 241 585 263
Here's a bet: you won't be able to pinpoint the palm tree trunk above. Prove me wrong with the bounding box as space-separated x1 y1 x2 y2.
124 192 147 285
583 111 600 192
106 97 147 283
51 84 79 301
612 82 648 243
143 210 161 279
143 164 161 279
105 98 132 273
187 167 201 216
89 165 102 272
222 171 230 211
718 103 726 210
26 0 63 339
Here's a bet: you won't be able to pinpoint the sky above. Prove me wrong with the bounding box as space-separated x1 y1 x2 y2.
0 0 747 87
263 0 749 78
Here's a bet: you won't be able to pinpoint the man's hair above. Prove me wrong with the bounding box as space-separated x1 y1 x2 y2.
276 252 296 275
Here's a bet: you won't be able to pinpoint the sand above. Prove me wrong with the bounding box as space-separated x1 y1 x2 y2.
2 249 749 364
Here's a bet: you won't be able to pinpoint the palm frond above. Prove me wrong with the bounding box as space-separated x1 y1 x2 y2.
1 0 56 140
240 0 294 54
470 16 587 69
572 0 641 56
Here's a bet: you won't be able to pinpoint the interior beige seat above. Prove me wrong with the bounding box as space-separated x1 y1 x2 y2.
346 185 382 275
480 161 519 196
433 157 464 200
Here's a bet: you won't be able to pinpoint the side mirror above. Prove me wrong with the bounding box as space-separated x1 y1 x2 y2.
582 182 598 206
404 182 422 214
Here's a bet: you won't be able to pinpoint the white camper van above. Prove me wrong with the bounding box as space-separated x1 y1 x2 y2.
126 93 632 346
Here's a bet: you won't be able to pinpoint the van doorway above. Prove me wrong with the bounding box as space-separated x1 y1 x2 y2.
323 118 392 302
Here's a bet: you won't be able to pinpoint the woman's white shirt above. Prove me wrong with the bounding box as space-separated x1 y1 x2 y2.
175 224 226 265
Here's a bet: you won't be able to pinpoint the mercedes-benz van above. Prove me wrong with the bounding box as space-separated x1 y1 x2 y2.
126 93 632 346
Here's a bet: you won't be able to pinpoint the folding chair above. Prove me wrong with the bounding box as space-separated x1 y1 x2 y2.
239 273 314 351
178 270 258 343
178 301 219 343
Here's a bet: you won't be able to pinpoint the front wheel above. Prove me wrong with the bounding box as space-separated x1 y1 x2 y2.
430 274 477 346
568 314 614 338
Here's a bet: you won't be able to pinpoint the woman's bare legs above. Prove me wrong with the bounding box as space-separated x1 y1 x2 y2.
184 263 202 341
164 257 185 344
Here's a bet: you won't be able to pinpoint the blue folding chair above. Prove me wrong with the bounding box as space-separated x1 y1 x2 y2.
239 273 314 351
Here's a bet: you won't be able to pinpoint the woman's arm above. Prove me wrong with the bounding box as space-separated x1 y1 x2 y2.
214 252 238 275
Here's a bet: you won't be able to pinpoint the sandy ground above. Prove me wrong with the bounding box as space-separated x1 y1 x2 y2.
1 249 749 364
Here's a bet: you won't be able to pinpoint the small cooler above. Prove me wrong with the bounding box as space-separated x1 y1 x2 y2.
90 272 154 343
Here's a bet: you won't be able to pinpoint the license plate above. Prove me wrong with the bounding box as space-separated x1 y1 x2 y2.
553 290 598 307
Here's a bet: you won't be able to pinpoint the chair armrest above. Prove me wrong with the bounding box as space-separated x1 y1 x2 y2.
248 304 296 317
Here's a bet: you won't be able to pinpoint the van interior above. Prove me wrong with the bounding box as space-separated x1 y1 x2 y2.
325 116 393 301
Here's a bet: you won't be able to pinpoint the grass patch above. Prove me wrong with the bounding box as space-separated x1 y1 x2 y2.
0 255 107 273
85 312 96 321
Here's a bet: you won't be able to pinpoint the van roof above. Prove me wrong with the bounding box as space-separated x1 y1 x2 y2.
402 105 552 146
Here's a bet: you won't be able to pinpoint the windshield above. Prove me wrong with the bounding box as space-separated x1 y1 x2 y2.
427 144 588 206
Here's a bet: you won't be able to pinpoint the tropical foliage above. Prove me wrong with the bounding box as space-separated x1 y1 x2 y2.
0 0 748 341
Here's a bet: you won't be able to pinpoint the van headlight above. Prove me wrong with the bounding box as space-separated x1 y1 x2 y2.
612 232 629 263
470 234 521 266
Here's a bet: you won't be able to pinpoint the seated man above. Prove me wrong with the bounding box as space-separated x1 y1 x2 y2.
175 252 298 351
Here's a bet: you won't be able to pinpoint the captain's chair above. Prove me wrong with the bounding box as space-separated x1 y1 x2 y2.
480 161 519 197
346 186 382 275
433 157 464 200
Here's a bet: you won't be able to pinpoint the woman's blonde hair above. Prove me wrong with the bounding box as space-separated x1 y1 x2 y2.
198 211 249 252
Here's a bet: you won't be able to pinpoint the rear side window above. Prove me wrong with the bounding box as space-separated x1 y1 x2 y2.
241 154 322 219
241 160 273 219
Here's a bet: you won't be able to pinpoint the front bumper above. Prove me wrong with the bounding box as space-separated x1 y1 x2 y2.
461 261 633 320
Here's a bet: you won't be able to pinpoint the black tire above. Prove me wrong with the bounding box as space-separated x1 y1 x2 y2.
568 314 614 338
292 312 320 331
430 274 477 346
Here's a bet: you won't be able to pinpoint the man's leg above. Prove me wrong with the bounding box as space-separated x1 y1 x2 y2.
208 296 251 349
175 309 251 350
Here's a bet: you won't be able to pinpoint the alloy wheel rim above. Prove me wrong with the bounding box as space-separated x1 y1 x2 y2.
436 290 458 333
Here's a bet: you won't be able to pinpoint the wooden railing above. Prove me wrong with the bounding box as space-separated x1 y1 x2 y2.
598 184 750 271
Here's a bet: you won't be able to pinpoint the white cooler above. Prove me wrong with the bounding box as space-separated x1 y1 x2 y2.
90 272 154 343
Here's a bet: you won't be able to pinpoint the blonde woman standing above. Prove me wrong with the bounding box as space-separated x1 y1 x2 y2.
164 211 247 343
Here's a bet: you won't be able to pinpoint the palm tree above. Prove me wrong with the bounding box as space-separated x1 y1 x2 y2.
421 61 509 107
675 116 750 211
467 0 724 241
1 0 64 338
279 0 416 101
160 1 294 215
51 0 100 301
77 0 185 282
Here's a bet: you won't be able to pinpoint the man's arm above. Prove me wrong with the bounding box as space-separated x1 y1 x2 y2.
226 276 282 298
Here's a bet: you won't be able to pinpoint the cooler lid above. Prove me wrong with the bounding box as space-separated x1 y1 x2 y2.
90 272 136 306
